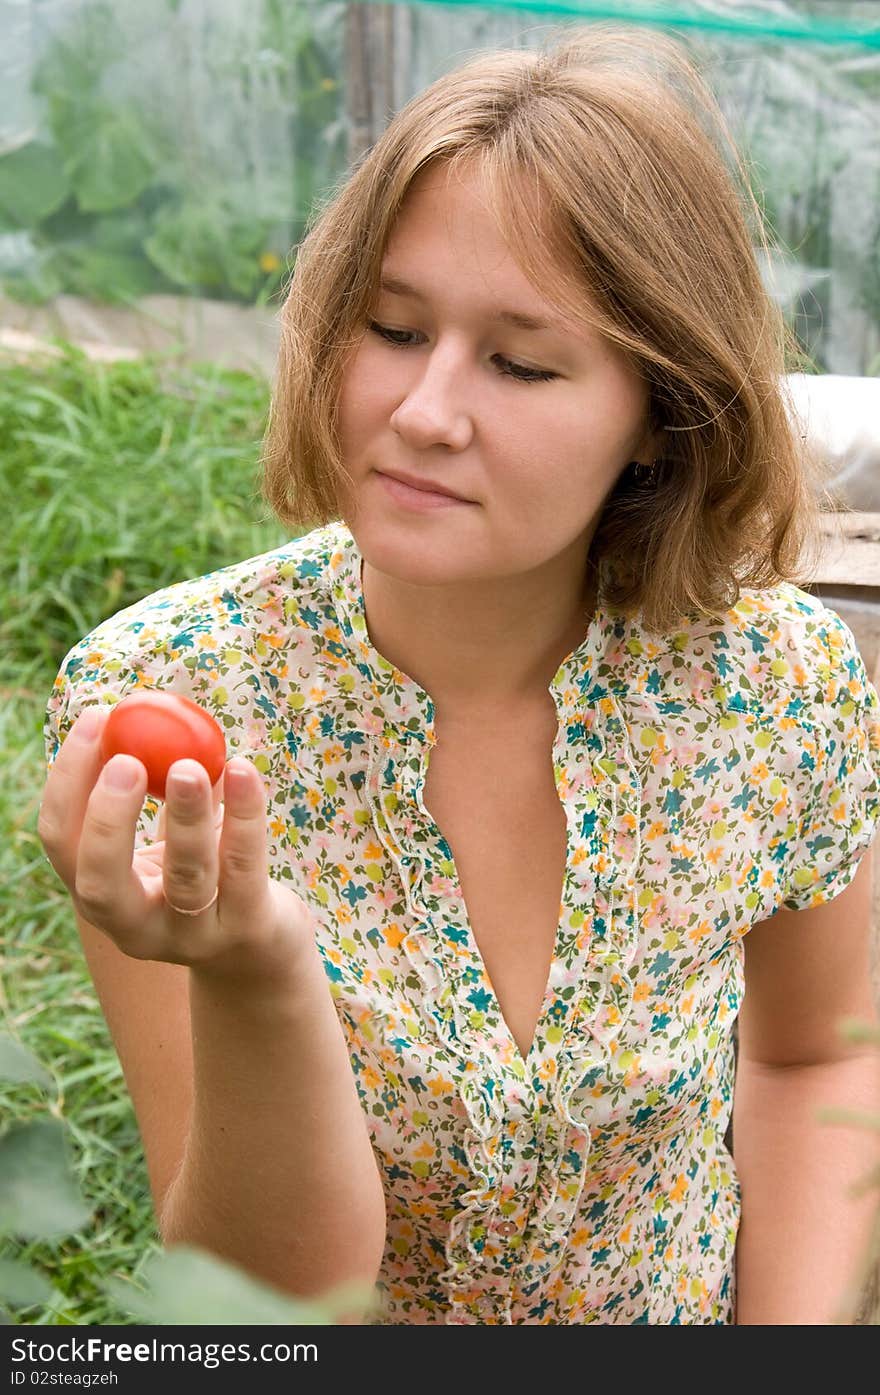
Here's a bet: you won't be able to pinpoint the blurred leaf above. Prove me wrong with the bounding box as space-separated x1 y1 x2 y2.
0 1119 91 1238
0 144 72 228
144 199 266 296
64 246 162 303
28 206 170 302
31 2 123 102
0 1257 54 1308
53 99 159 214
106 1244 377 1325
0 1035 52 1089
0 261 65 306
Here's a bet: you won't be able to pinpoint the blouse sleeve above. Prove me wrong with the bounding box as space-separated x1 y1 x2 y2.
781 613 880 911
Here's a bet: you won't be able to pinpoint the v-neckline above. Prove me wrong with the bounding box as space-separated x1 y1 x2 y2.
418 701 570 1068
327 523 638 1085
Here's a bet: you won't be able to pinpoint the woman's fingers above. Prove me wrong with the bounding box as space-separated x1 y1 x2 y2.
39 705 115 890
73 752 154 936
161 759 220 914
40 704 284 969
157 771 225 842
215 757 271 926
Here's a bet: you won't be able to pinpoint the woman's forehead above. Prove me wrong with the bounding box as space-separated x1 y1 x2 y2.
387 165 592 329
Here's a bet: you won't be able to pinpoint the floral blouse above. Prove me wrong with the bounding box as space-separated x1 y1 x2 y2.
44 519 880 1325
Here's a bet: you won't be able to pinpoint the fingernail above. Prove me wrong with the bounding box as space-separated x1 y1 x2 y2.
76 707 104 742
225 761 251 796
168 770 199 796
101 755 140 791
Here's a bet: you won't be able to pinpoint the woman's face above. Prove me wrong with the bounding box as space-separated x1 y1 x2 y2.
336 163 658 590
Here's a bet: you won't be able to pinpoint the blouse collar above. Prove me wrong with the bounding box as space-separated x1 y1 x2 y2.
324 519 622 736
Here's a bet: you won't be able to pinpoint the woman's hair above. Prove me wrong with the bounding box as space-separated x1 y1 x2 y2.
260 22 839 635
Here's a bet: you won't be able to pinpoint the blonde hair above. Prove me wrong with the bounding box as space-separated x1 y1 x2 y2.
260 22 836 635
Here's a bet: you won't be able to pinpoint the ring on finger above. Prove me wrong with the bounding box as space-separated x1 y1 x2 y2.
164 886 219 917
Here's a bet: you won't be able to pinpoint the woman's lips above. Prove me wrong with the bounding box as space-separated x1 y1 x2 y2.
375 472 474 510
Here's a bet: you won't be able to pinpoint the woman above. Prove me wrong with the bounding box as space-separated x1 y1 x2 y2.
38 23 880 1324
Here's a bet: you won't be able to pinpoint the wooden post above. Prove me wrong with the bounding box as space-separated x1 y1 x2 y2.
345 2 402 169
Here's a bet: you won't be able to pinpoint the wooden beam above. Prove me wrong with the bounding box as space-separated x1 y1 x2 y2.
813 512 880 587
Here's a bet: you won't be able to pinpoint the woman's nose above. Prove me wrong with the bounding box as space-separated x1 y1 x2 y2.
390 347 475 449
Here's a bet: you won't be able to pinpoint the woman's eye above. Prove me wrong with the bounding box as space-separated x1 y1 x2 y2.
366 321 557 385
368 322 411 348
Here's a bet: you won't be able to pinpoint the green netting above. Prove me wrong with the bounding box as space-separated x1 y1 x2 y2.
387 0 880 47
1 0 878 374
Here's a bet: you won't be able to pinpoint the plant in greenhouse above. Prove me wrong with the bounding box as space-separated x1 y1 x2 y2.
0 0 347 306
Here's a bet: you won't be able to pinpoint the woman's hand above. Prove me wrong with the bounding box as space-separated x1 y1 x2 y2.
38 704 318 981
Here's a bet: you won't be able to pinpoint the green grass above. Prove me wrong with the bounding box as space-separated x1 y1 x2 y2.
1 340 293 1323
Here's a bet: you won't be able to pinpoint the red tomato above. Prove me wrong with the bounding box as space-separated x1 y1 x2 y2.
100 690 227 801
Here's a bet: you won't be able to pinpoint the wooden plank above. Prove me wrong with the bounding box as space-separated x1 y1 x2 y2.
820 513 880 540
814 513 880 586
345 3 371 169
345 2 398 167
814 540 880 586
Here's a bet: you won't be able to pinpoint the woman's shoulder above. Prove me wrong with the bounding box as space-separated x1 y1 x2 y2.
44 521 348 755
622 579 874 717
58 521 343 665
725 580 874 713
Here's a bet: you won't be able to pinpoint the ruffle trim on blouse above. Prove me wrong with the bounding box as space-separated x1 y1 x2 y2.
364 729 519 1321
524 682 643 1286
327 520 645 1319
362 686 643 1317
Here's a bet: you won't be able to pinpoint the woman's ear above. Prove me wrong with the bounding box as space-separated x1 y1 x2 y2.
647 424 668 463
633 404 666 466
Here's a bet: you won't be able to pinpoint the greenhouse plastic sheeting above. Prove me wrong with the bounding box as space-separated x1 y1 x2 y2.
0 0 878 380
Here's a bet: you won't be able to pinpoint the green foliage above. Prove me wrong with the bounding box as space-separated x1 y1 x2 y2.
1 0 347 306
51 101 162 215
0 1037 91 1320
107 1249 377 1325
0 1257 53 1311
0 343 285 679
0 1038 373 1326
0 1119 92 1240
144 198 271 300
0 144 71 229
0 343 307 1324
0 1037 52 1089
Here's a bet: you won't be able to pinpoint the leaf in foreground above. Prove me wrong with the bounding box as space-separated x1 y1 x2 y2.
107 1245 378 1326
0 1118 91 1238
0 1035 53 1089
0 1256 54 1307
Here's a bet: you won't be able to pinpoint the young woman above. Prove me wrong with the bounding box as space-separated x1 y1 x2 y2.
39 24 880 1324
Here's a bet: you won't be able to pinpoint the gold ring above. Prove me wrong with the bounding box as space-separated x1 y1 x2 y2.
164 886 219 917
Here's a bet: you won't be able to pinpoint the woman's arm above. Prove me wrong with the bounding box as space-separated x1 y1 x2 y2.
72 907 387 1324
733 850 880 1324
161 945 387 1314
40 708 387 1322
733 1053 880 1324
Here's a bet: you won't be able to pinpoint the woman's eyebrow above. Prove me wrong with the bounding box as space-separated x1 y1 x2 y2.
378 272 564 335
